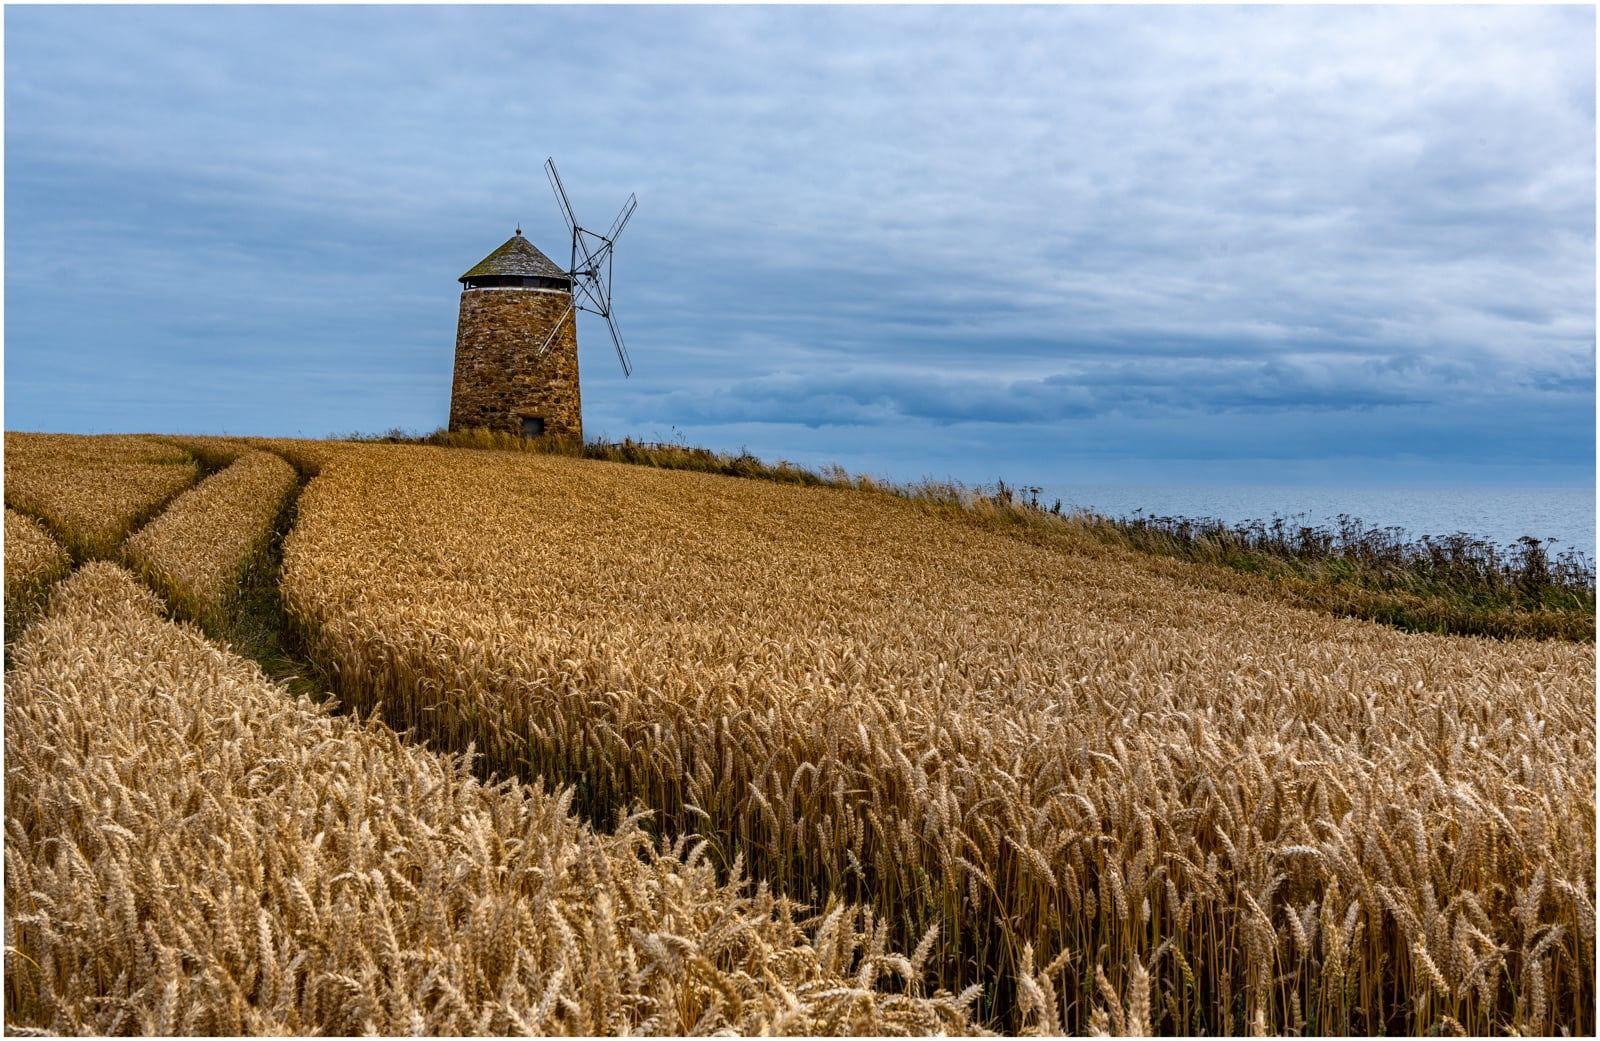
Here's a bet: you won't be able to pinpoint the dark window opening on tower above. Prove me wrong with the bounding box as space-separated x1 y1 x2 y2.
462 274 572 291
521 416 547 438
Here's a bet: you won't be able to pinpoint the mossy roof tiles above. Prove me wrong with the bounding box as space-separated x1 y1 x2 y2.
460 234 570 283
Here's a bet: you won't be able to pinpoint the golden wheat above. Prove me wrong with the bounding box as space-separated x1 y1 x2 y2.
3 508 71 624
122 450 299 627
158 434 351 476
240 436 351 476
282 445 1596 1034
5 431 191 467
4 562 980 1035
157 433 254 469
4 433 198 559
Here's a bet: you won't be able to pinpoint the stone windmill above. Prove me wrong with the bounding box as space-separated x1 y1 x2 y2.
448 159 636 441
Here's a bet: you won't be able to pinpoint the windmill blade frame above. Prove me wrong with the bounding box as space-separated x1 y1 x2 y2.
545 158 578 234
533 296 578 360
603 311 633 377
606 194 637 243
572 228 611 281
570 249 612 315
544 156 637 377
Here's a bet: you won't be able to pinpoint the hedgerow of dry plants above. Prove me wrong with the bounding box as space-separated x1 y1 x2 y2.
282 445 1596 1034
3 508 71 624
123 450 299 628
4 433 198 559
4 563 981 1036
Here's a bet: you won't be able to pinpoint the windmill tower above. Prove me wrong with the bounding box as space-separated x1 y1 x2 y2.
448 159 636 440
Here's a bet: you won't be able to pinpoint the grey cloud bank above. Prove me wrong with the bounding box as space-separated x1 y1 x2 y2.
4 5 1593 489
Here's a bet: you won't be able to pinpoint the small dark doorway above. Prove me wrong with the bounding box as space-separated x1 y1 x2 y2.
521 416 546 438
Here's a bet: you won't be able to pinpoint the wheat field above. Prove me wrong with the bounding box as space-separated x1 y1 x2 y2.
4 562 979 1035
3 433 198 559
123 450 298 627
237 436 351 476
4 508 71 623
281 444 1595 1034
3 434 1593 1035
158 434 351 477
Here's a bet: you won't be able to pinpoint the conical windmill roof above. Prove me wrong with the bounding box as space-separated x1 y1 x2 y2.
459 233 569 283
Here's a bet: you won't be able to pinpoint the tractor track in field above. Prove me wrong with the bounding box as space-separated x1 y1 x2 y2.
6 444 338 705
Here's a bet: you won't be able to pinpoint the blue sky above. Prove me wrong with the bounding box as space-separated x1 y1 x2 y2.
5 5 1594 488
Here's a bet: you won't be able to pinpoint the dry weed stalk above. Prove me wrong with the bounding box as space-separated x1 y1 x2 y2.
4 563 980 1035
123 450 298 627
282 446 1596 1033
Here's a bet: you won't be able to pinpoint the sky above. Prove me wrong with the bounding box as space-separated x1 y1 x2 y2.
5 5 1595 489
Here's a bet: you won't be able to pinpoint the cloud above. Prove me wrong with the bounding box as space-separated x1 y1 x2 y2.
3 5 1593 486
659 351 1491 429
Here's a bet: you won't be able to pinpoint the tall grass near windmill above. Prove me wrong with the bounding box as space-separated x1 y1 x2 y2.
5 562 980 1035
281 445 1595 1034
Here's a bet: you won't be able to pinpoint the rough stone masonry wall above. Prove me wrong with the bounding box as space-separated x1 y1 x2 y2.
449 289 583 440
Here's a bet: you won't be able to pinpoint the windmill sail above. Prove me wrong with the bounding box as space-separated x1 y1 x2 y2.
606 195 637 242
544 157 638 377
533 297 578 360
604 312 633 377
545 158 578 234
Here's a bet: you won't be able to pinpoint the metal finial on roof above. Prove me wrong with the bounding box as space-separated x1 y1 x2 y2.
515 224 522 236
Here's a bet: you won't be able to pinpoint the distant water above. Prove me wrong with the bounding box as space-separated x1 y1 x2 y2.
1032 484 1596 558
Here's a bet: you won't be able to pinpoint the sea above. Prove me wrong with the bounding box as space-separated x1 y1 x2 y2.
1032 484 1597 559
